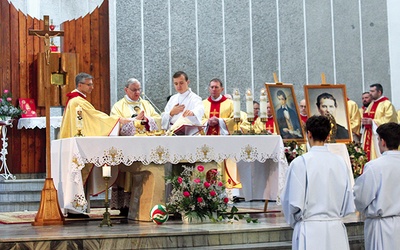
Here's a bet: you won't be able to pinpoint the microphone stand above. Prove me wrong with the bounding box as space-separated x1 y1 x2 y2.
141 92 163 114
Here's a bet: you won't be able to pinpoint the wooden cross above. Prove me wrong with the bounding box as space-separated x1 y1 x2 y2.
29 15 65 226
28 15 64 65
210 109 219 117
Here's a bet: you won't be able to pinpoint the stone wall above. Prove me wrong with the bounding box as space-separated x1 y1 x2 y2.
114 0 390 111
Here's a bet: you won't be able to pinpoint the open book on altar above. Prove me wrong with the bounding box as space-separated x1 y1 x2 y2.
170 116 205 136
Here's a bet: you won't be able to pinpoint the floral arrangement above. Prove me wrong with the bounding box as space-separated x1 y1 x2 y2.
283 141 305 164
0 89 22 119
166 165 257 223
346 142 368 178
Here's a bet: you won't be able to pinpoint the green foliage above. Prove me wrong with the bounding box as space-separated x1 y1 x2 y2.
346 142 368 178
0 89 22 119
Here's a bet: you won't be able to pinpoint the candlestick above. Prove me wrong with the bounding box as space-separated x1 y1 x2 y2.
259 89 267 119
246 89 254 119
233 117 242 135
75 105 84 137
102 165 111 177
99 175 112 227
260 117 271 135
233 89 241 119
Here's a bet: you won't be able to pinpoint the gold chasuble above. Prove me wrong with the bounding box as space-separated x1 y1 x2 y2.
202 96 235 135
362 97 397 162
111 97 161 130
60 91 119 138
347 99 361 140
60 90 121 198
254 116 276 134
202 96 241 188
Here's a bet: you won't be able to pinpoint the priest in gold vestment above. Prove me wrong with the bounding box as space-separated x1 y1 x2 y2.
361 83 397 162
109 78 161 213
59 73 127 138
202 78 235 135
59 72 129 216
111 78 160 133
202 79 241 189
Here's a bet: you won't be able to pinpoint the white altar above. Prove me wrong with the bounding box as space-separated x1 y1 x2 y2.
51 135 288 220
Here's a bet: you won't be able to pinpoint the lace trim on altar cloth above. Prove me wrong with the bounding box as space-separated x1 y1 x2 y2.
78 144 283 167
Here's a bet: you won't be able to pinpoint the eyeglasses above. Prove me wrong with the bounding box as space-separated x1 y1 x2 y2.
80 82 94 87
128 88 141 92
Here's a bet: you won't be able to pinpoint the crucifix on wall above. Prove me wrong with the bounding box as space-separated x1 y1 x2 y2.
28 15 64 65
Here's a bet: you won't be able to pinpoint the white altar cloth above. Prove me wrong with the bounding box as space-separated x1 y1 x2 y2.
51 135 288 214
17 116 63 129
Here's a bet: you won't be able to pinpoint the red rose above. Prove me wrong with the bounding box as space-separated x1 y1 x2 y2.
183 191 190 197
197 165 205 172
206 169 218 184
223 197 229 203
204 182 210 188
218 182 223 187
210 190 216 196
194 178 201 184
197 197 203 203
177 177 183 184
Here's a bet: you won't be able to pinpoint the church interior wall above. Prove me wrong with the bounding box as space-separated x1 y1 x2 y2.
115 0 393 111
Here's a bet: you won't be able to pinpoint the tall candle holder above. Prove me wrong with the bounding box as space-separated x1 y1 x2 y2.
233 117 242 135
232 89 242 135
100 165 112 227
247 117 255 135
260 117 269 135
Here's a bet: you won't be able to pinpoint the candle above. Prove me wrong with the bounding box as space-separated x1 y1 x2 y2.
259 89 267 119
246 89 254 118
76 105 83 129
233 89 241 118
102 165 111 177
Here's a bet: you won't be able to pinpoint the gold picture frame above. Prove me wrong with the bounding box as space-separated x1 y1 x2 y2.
304 84 351 143
265 83 306 143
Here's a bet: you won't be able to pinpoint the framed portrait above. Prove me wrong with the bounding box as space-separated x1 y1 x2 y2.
304 84 351 143
265 83 306 143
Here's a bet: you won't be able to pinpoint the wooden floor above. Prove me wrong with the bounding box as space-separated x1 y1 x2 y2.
0 201 364 250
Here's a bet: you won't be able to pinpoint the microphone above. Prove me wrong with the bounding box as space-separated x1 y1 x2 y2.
141 92 163 114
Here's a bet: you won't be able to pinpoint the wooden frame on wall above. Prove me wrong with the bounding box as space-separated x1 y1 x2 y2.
304 84 352 143
265 83 305 143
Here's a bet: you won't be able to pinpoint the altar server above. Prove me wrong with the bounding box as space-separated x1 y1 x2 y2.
354 122 400 250
161 71 204 131
282 115 355 250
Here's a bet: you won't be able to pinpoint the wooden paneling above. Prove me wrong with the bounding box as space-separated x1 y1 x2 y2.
1 1 110 174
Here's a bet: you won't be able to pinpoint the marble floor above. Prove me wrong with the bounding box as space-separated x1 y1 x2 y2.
0 201 364 250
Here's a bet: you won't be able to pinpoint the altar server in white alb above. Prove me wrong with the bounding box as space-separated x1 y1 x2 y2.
282 115 355 250
353 122 400 250
161 71 204 131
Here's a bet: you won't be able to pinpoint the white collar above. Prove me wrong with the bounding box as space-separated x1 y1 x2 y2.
125 95 141 103
75 89 86 98
374 96 386 102
211 95 223 101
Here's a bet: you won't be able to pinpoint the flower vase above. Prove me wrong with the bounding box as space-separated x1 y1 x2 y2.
0 116 11 121
0 116 12 125
181 213 216 224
